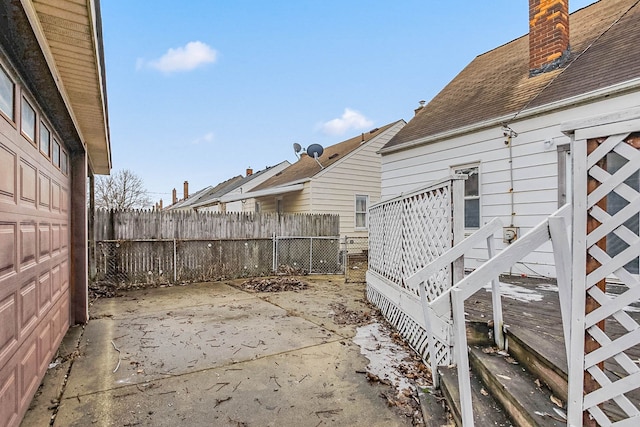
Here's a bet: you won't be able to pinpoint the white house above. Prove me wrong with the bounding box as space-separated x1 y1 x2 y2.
228 120 406 237
378 0 640 278
193 161 291 213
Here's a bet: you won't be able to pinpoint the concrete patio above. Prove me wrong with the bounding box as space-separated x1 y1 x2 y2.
22 277 421 427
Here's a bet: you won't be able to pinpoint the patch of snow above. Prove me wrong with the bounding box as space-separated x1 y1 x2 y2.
353 323 414 396
536 283 559 292
483 282 544 302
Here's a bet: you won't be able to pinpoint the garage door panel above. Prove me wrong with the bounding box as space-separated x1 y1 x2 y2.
51 264 61 300
19 160 36 206
0 222 16 277
60 260 68 293
0 365 19 427
39 222 50 260
0 293 18 364
18 279 37 336
51 223 60 254
51 181 60 212
0 143 16 203
38 272 51 314
19 340 38 408
38 173 50 209
19 222 36 268
61 187 68 213
37 321 52 374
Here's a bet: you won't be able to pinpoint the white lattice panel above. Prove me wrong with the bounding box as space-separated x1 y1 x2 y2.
367 285 441 365
368 180 454 297
576 132 640 425
402 185 453 298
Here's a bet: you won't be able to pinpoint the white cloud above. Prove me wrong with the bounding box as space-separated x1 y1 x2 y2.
320 108 374 136
192 132 215 145
141 41 217 73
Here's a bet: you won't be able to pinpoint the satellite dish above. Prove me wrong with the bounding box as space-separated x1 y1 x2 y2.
306 144 324 159
293 143 302 153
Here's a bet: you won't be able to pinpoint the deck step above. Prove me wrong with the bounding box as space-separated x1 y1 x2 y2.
469 346 566 427
506 325 568 401
439 364 513 427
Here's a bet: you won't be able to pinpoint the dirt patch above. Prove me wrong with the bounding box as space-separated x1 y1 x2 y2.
239 277 309 292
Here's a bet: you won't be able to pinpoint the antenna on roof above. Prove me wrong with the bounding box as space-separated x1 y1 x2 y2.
306 144 325 169
293 143 302 159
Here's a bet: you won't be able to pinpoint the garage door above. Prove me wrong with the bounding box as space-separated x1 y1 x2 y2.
0 93 71 425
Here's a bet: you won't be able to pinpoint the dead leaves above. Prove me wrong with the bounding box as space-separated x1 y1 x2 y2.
240 277 309 292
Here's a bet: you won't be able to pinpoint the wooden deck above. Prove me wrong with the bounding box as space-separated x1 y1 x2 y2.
464 275 640 422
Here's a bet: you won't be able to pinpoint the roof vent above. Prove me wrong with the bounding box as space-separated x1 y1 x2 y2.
329 153 339 160
369 128 379 134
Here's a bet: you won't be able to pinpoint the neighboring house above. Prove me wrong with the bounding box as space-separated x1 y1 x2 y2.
377 0 640 278
229 120 406 237
165 176 243 211
0 1 111 425
193 161 291 213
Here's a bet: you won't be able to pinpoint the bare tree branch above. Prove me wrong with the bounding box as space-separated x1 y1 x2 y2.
95 169 152 210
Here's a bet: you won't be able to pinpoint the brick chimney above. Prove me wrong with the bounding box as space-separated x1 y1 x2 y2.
529 0 570 76
183 181 189 200
172 188 177 205
159 199 163 210
246 167 253 176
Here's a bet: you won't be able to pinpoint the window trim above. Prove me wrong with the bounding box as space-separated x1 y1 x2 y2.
61 149 69 175
21 96 37 144
39 120 51 158
452 163 481 230
557 144 571 207
0 63 15 124
52 138 61 169
355 194 369 230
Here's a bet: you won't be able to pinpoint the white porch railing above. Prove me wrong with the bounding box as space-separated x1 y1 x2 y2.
367 176 466 366
407 204 572 426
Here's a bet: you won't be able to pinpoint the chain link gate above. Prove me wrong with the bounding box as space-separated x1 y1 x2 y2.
344 236 369 282
93 236 343 288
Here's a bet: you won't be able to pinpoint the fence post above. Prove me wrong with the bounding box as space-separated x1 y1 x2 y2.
309 237 313 274
173 239 177 283
272 232 277 272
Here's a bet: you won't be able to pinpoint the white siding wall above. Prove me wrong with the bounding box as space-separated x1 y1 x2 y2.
381 92 640 278
313 121 405 237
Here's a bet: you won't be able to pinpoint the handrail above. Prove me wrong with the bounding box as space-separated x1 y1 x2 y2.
454 203 570 300
423 203 572 427
405 218 503 291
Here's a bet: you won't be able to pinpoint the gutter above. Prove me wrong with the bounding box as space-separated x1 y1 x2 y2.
379 77 640 155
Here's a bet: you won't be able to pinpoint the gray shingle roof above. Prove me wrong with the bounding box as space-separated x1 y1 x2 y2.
383 0 640 151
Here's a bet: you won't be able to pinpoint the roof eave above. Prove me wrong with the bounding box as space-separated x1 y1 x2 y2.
25 0 111 175
380 77 640 155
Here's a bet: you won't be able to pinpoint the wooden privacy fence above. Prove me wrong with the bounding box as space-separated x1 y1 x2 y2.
93 210 340 240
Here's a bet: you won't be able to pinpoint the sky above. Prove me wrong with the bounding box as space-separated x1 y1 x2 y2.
100 0 594 204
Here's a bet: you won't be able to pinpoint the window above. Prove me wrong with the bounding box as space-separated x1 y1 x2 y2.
52 139 60 168
254 201 260 213
40 122 51 157
355 195 368 229
61 150 68 174
21 98 36 141
454 165 480 229
0 65 14 120
276 198 283 214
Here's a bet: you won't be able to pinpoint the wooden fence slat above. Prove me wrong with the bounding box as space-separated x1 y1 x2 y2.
93 210 340 240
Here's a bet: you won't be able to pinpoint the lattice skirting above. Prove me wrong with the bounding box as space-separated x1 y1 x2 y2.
367 283 431 363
